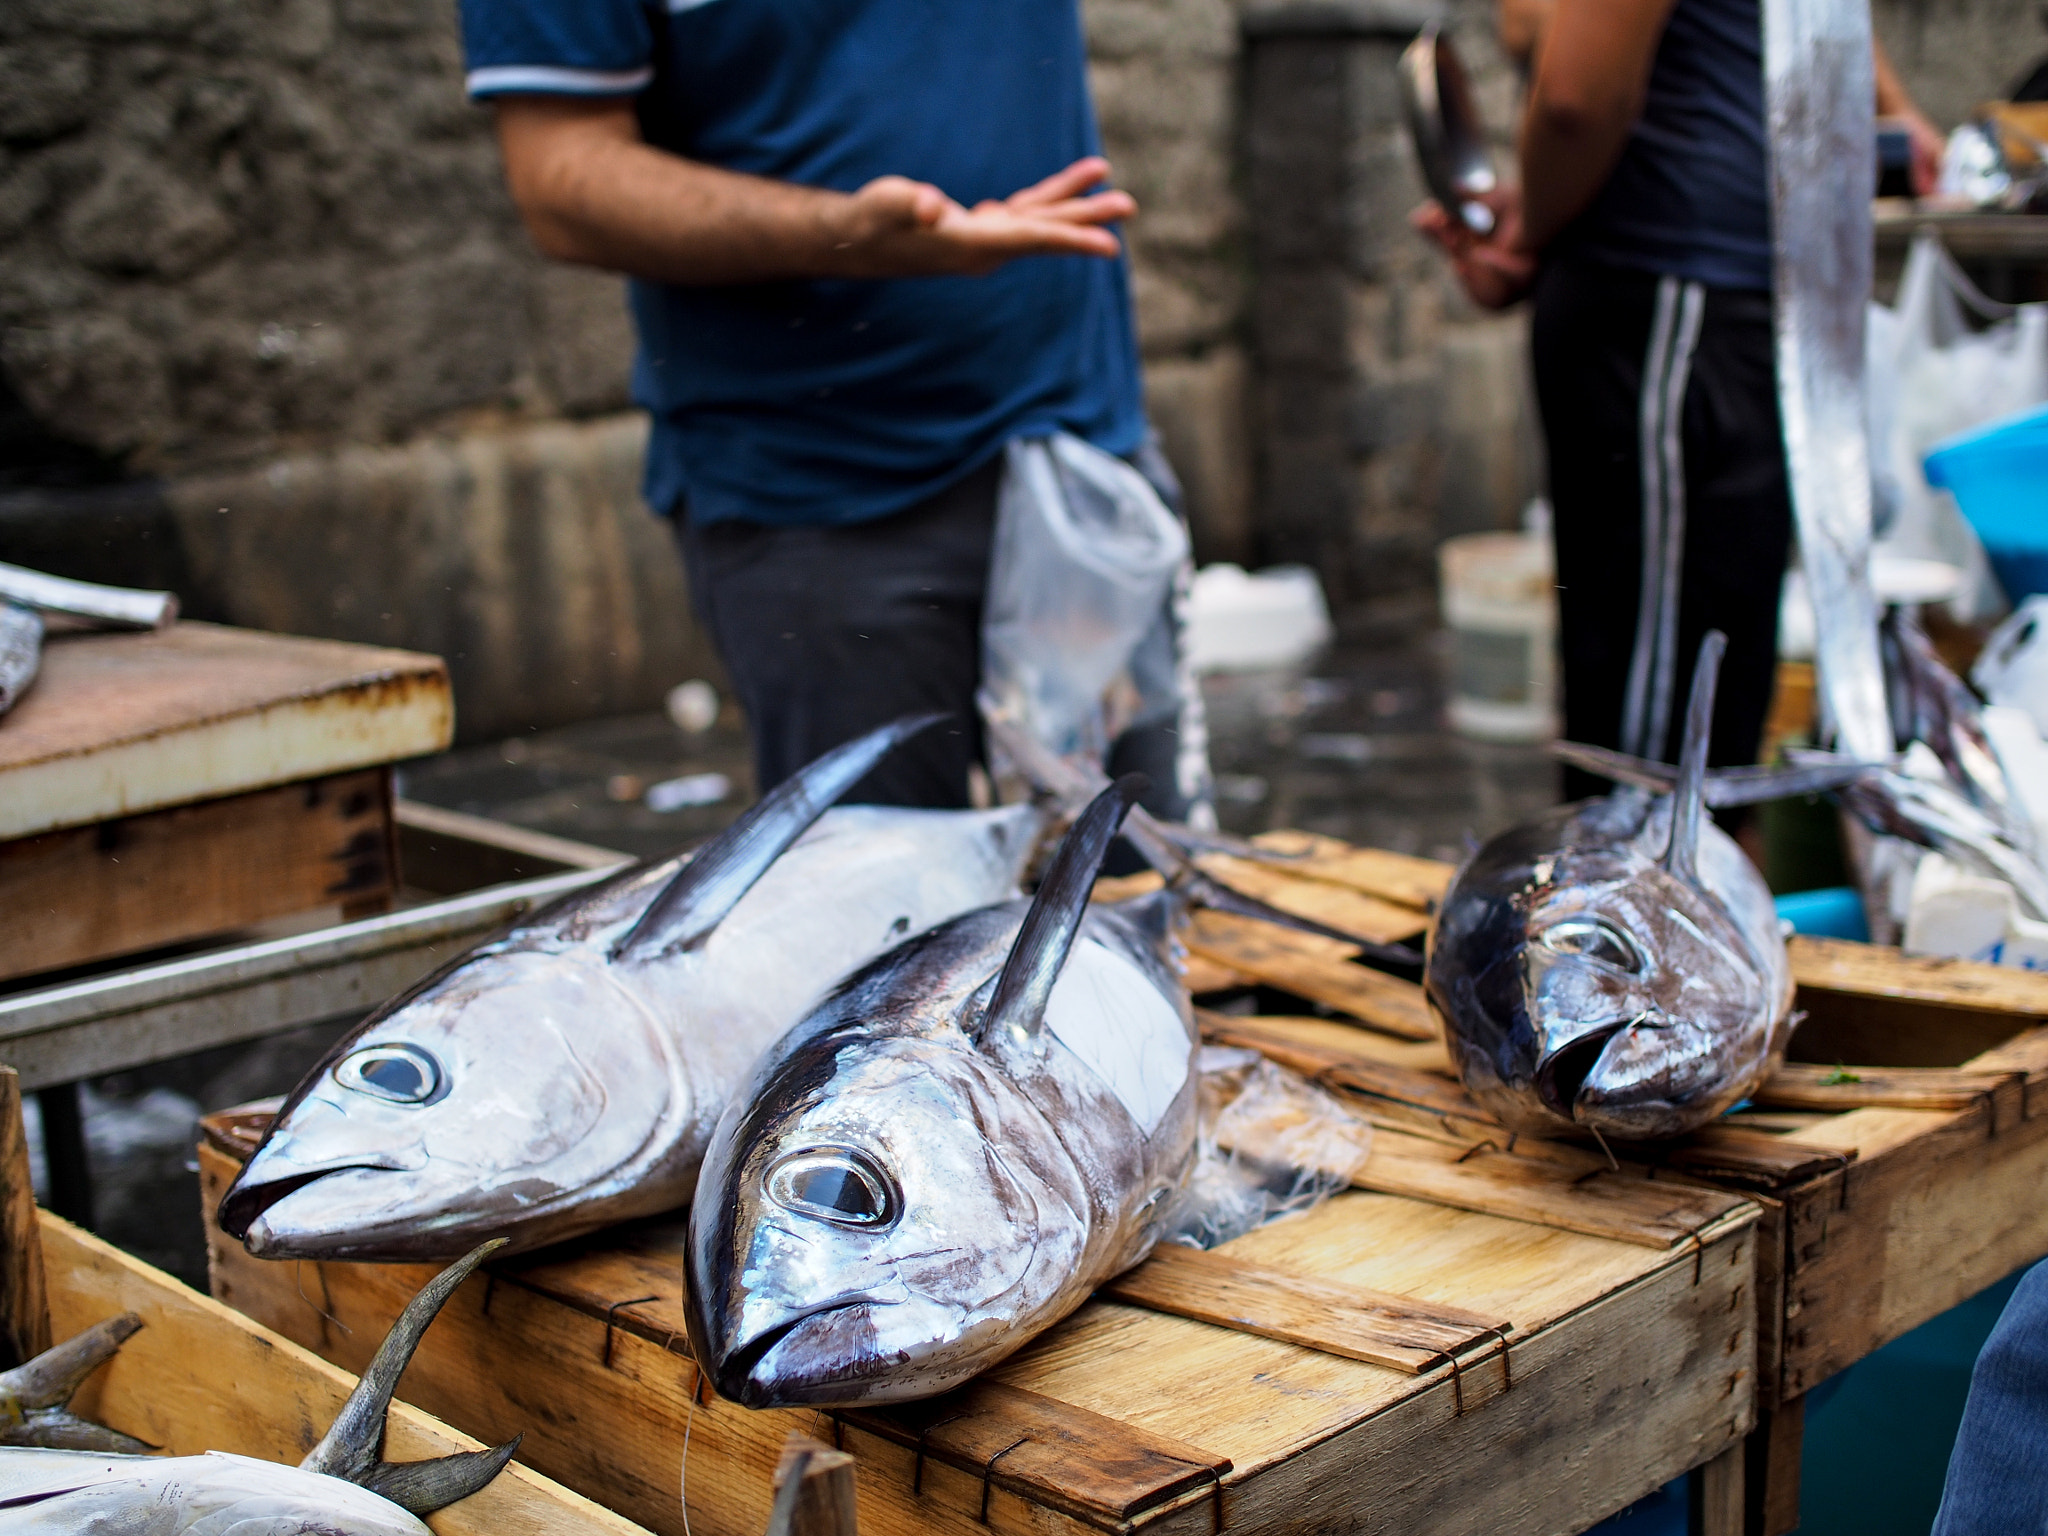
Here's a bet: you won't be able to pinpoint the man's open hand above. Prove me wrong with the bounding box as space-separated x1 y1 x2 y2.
830 157 1136 278
1411 189 1537 310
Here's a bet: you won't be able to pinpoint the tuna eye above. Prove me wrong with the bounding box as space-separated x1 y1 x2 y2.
335 1044 442 1104
1539 919 1643 973
766 1147 896 1228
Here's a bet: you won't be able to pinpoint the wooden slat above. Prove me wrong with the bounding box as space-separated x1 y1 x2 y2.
844 1381 1232 1527
1642 1124 1851 1195
42 1213 650 1536
1192 853 1428 944
1359 1130 1751 1250
1248 831 1454 909
769 1434 860 1536
0 767 396 984
1101 1243 1508 1374
1789 934 2048 1066
1752 1061 2019 1113
1745 1397 1805 1536
1198 1011 1483 1130
0 623 451 841
1186 911 1437 1041
0 1066 50 1368
396 799 628 895
1182 953 1250 995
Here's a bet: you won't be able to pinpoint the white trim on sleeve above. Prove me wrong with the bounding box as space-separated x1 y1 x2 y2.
465 63 654 97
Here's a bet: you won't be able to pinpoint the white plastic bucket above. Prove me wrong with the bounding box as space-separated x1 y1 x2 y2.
1438 531 1558 743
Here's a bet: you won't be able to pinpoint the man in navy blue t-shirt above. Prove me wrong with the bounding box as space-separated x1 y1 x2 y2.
460 0 1170 808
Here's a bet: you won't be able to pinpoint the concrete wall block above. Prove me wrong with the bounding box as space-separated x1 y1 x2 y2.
0 41 96 141
1348 369 1440 456
533 265 635 418
2 310 175 455
56 146 237 277
1085 0 1237 62
1146 344 1254 564
1875 0 2040 128
1435 313 1542 538
166 414 720 742
1253 269 1353 371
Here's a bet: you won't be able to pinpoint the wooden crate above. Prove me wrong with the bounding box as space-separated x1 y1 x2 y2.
0 622 451 981
201 1134 1759 1536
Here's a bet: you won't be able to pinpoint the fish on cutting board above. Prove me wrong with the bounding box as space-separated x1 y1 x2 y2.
0 1242 516 1534
688 775 1200 1408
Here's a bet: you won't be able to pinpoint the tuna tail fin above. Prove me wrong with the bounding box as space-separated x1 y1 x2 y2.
0 1313 154 1454
301 1238 521 1516
1662 630 1726 885
976 775 1146 1046
978 695 1422 965
612 712 945 962
1552 740 1888 807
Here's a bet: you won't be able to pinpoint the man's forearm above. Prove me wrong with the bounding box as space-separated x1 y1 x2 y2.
497 103 859 285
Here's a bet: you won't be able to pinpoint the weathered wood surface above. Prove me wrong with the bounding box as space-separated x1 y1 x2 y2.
769 1435 860 1536
1185 911 1437 1040
42 1212 650 1536
0 1067 50 1368
0 768 397 984
1786 934 2048 1066
1244 831 1453 910
0 622 452 841
201 1140 1758 1536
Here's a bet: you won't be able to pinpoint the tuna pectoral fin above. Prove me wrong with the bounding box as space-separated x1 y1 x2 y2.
978 700 1419 963
2 1409 154 1454
0 1314 142 1411
1553 741 1886 808
302 1239 519 1515
976 775 1146 1046
612 712 945 962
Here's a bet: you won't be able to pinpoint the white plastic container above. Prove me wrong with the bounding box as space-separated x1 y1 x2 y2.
1438 531 1558 743
1904 852 2048 970
1184 564 1334 673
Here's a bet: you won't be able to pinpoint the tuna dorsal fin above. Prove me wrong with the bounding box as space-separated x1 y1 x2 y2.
1663 630 1727 884
974 774 1145 1046
612 713 943 962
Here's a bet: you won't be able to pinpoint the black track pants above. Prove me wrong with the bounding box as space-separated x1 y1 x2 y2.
674 455 1196 816
1532 255 1793 803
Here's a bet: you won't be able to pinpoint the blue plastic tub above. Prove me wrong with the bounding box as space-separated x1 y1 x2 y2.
1774 885 1869 942
1924 405 2048 603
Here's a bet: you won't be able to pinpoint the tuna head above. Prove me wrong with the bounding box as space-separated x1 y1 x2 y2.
219 947 687 1260
687 1012 1089 1409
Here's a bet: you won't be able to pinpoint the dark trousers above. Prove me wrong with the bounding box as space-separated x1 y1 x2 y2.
1532 255 1793 804
674 454 1191 815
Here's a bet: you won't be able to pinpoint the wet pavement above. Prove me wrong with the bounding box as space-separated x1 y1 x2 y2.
35 622 1557 1290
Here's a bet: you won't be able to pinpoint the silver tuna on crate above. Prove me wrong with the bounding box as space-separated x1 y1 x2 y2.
219 715 1047 1261
0 1242 517 1534
1426 633 1875 1141
688 776 1198 1408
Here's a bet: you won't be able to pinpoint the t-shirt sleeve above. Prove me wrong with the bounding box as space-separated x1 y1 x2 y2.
459 0 655 100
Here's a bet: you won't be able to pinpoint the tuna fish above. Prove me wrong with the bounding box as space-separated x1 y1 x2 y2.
0 1314 149 1453
688 776 1197 1408
1428 633 1844 1140
0 1242 517 1534
219 715 1048 1261
0 602 40 718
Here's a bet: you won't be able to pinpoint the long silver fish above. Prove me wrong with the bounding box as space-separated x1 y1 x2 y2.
688 777 1197 1408
1428 634 1809 1140
219 715 1046 1261
0 602 40 718
0 1314 149 1453
0 1242 517 1533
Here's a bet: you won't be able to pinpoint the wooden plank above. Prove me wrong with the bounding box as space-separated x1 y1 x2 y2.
1181 953 1249 995
203 1142 1760 1536
770 1435 860 1536
1752 1061 2019 1114
0 767 397 984
1691 1442 1746 1536
1199 1010 1480 1123
1210 1012 1455 1074
1192 853 1428 944
0 623 452 841
1743 1397 1804 1536
1100 1242 1509 1374
1186 911 1438 1041
1788 935 2048 1066
395 799 628 895
41 1212 650 1536
0 1066 50 1368
1645 1126 1851 1196
1359 1133 1753 1250
1247 831 1454 909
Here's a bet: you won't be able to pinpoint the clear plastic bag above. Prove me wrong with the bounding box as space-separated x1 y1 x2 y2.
1161 1046 1375 1251
1871 234 2048 624
981 433 1190 762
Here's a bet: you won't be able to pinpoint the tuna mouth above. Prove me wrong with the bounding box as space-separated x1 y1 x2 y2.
717 1295 881 1409
1535 1025 1627 1121
217 1164 391 1245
